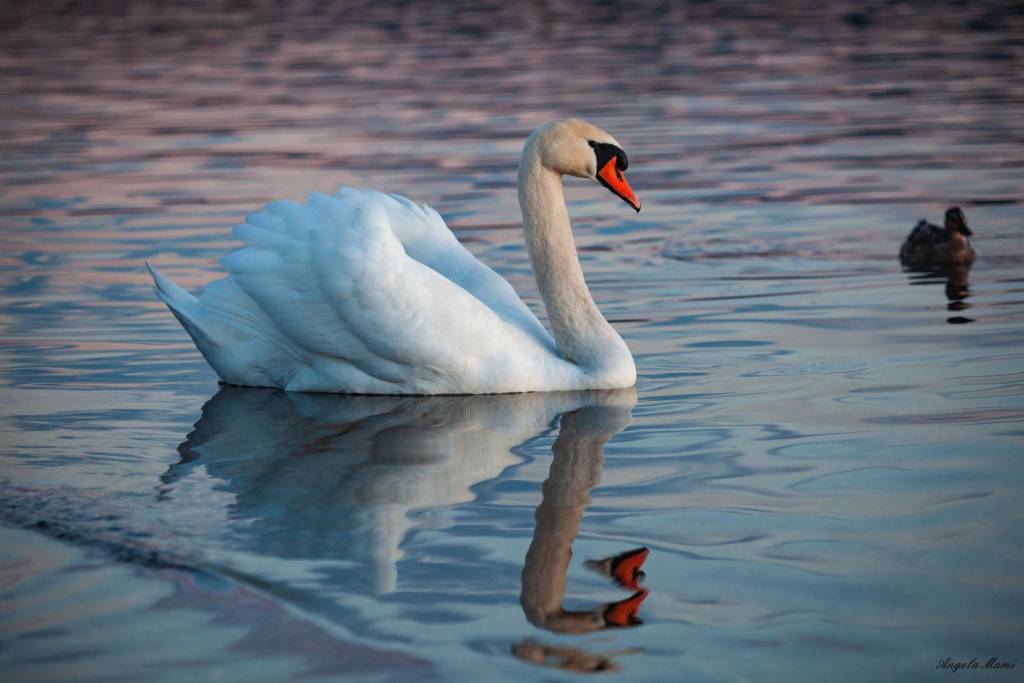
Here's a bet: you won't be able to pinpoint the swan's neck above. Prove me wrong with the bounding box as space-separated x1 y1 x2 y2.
518 152 632 376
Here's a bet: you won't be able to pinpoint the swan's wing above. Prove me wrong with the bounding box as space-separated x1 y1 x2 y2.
219 190 559 392
353 188 552 347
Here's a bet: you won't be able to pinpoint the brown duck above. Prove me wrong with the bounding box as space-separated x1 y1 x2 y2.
900 207 976 266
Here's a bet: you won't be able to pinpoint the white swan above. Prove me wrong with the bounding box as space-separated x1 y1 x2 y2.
148 119 640 394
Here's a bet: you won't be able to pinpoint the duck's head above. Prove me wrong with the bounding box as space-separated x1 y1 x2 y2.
525 119 641 212
945 206 972 237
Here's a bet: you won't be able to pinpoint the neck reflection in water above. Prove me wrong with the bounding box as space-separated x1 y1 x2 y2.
516 393 648 674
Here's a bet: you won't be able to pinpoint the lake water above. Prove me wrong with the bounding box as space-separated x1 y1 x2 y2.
1 2 1023 681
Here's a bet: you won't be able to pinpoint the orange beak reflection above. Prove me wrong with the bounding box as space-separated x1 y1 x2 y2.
597 157 641 212
610 547 649 590
603 589 649 627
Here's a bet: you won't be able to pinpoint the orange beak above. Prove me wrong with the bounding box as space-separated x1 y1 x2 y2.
597 157 641 212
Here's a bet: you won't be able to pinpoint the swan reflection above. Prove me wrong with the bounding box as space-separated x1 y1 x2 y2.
516 393 648 673
166 387 638 594
904 264 973 324
165 386 643 670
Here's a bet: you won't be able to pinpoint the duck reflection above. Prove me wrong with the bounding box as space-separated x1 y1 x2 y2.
904 264 973 324
165 387 638 598
515 392 647 673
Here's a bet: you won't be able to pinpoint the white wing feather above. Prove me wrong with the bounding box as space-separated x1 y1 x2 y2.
202 188 566 393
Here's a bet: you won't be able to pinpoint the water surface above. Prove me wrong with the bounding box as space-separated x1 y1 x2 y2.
2 2 1023 681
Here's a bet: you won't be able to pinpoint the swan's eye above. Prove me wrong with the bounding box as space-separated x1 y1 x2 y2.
588 140 629 173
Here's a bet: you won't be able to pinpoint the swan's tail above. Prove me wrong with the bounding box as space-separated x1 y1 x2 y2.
147 262 196 315
146 262 217 349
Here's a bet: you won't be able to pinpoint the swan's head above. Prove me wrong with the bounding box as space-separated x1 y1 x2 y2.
945 206 972 237
527 119 641 212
